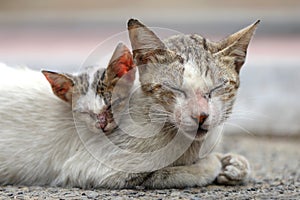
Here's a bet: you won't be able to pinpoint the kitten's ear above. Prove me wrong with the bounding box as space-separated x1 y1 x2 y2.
42 70 74 103
127 19 166 52
214 20 260 73
106 43 135 82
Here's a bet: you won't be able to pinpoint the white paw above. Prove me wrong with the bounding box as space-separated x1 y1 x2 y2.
216 153 251 185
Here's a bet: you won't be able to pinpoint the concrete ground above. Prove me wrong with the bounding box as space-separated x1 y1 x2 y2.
0 134 299 199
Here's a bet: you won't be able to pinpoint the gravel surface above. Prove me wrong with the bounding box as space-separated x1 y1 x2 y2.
0 135 299 199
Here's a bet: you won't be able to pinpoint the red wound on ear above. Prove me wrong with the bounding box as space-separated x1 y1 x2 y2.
115 52 135 78
42 70 74 103
108 43 135 79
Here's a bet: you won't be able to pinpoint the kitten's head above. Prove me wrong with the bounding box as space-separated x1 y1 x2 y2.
128 19 259 138
42 43 135 134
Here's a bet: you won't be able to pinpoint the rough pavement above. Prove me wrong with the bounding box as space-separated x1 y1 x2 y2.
0 134 299 199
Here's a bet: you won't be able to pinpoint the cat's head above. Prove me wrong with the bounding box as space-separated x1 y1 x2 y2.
42 43 135 134
128 19 259 138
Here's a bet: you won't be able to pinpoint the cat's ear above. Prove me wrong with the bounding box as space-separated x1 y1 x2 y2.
42 70 74 103
213 20 260 73
127 19 166 52
106 43 135 82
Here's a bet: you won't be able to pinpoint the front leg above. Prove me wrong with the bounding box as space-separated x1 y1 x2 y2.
141 154 221 189
215 153 251 185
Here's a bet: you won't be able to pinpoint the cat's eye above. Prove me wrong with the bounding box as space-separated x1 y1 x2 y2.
171 87 186 98
206 80 228 99
164 84 187 98
111 97 124 108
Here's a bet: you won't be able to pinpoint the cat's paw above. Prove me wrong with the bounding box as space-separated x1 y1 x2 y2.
216 153 250 185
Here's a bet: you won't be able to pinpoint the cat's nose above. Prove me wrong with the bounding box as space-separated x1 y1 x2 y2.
95 113 107 130
192 112 209 125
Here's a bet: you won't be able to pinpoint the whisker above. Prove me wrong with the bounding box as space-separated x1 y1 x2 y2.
228 116 256 121
224 122 255 136
55 118 76 121
236 95 272 101
149 113 170 117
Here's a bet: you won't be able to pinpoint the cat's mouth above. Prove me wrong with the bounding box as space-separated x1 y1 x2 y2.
181 125 208 139
196 126 208 136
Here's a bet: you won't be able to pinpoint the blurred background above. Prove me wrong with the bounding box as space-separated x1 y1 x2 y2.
0 0 299 136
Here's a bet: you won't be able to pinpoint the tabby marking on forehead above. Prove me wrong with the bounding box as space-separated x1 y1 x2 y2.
164 34 214 78
183 61 211 93
74 73 90 95
91 69 106 92
202 38 208 51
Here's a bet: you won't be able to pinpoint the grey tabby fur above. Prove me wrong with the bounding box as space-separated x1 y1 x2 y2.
0 19 259 189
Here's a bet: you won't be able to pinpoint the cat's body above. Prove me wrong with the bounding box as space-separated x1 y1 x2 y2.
0 44 140 187
0 64 79 185
0 19 259 189
0 65 125 187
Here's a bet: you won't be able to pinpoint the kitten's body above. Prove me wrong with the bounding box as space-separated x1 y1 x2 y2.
0 44 139 187
0 65 79 185
0 19 258 189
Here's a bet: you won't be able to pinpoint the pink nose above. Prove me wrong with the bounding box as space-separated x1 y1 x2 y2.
97 114 106 123
96 113 107 130
193 112 209 125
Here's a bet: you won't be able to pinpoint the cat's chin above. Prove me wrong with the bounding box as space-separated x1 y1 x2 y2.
180 126 208 141
102 122 118 135
196 127 208 137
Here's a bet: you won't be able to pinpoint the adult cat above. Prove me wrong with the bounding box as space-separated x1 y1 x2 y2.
122 19 260 187
53 19 259 188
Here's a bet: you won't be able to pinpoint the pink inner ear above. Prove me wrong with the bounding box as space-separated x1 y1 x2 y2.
115 53 135 78
42 71 73 102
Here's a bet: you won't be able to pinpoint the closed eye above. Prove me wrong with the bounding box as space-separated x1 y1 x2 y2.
207 80 228 98
210 84 224 93
164 84 187 98
111 97 124 108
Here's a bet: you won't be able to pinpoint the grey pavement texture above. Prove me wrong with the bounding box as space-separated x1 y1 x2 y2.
0 134 299 199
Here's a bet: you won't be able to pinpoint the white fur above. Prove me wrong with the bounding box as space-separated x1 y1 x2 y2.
0 64 249 188
0 64 79 185
0 64 133 187
181 61 229 130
